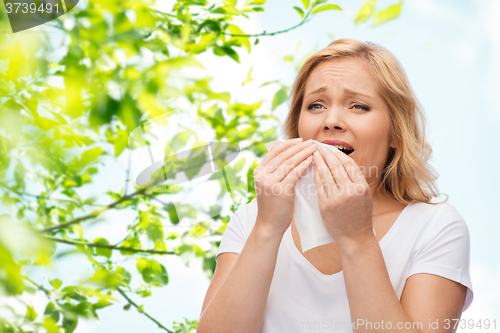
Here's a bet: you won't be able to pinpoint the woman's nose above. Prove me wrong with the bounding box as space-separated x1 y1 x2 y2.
322 109 346 131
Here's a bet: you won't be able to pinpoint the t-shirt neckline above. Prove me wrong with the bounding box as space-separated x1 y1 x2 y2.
284 202 415 279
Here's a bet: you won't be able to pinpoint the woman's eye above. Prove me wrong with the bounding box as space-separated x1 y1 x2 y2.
307 103 323 110
353 104 370 111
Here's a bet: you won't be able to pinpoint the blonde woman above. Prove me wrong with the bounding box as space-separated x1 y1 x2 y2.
198 39 473 333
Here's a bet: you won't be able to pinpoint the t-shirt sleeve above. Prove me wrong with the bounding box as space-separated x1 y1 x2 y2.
408 203 474 313
215 202 252 263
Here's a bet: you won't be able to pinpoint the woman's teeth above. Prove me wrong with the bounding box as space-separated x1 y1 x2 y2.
331 145 354 154
332 145 351 150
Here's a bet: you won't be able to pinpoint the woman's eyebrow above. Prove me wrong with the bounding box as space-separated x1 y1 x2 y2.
305 86 326 98
305 86 373 99
344 88 373 99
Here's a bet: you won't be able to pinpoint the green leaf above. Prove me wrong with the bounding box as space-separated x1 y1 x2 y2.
136 289 152 298
227 24 251 53
211 6 241 16
354 0 376 25
242 67 254 86
164 203 180 225
93 238 112 258
115 266 132 286
196 19 222 34
62 315 78 333
43 317 60 333
73 224 83 239
120 237 141 256
222 0 237 6
311 4 343 15
213 45 240 63
293 6 305 18
113 129 128 157
146 221 164 242
241 6 264 12
311 0 327 8
136 258 169 286
93 299 113 310
372 1 402 27
79 147 106 167
189 222 210 238
247 0 266 4
75 286 118 302
168 131 191 154
49 278 62 290
14 162 26 190
44 302 60 323
176 244 205 267
25 304 37 322
272 88 288 111
301 0 310 10
247 161 258 196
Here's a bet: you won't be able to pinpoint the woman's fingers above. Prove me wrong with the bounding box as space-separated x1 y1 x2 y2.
329 148 367 184
313 161 327 199
274 142 317 181
261 138 303 167
264 140 315 176
318 146 351 185
312 150 335 197
282 154 314 186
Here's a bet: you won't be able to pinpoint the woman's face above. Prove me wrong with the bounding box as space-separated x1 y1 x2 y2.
298 57 395 186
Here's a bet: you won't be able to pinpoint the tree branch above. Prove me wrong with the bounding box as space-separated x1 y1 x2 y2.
40 186 149 233
116 287 174 333
42 235 176 255
39 140 269 233
220 10 313 37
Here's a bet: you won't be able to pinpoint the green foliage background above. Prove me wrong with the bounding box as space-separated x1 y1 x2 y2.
0 0 401 331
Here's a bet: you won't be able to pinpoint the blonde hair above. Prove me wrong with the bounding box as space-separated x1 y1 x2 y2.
282 38 448 205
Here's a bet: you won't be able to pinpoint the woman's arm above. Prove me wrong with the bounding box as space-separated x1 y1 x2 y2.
339 234 467 333
197 217 285 333
311 147 468 333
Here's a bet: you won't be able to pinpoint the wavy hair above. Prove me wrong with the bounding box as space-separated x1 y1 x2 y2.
282 38 448 205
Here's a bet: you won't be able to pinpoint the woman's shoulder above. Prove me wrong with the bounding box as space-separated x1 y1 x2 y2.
408 200 469 234
228 198 259 232
410 201 465 220
235 197 258 215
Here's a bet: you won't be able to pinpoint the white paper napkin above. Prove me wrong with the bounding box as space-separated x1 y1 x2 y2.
264 139 375 252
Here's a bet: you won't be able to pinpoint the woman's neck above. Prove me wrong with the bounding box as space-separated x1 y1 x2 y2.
370 186 404 216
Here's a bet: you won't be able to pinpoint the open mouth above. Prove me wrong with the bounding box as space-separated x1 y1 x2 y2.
339 148 354 156
328 145 354 156
321 140 355 156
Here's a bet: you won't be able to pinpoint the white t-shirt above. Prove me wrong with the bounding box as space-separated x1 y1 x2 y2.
216 199 474 333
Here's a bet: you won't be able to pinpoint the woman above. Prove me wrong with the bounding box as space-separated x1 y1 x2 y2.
197 39 473 333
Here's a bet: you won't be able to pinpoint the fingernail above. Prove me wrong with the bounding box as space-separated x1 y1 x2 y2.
293 137 303 141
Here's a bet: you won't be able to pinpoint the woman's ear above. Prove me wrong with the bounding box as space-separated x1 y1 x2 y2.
389 137 397 149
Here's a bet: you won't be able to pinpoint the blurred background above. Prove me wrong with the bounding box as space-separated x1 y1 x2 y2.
0 0 499 332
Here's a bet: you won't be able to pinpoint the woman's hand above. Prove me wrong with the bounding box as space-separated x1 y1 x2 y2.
253 138 317 235
312 145 375 248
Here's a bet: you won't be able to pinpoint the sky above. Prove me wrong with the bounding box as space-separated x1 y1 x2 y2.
1 0 499 331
